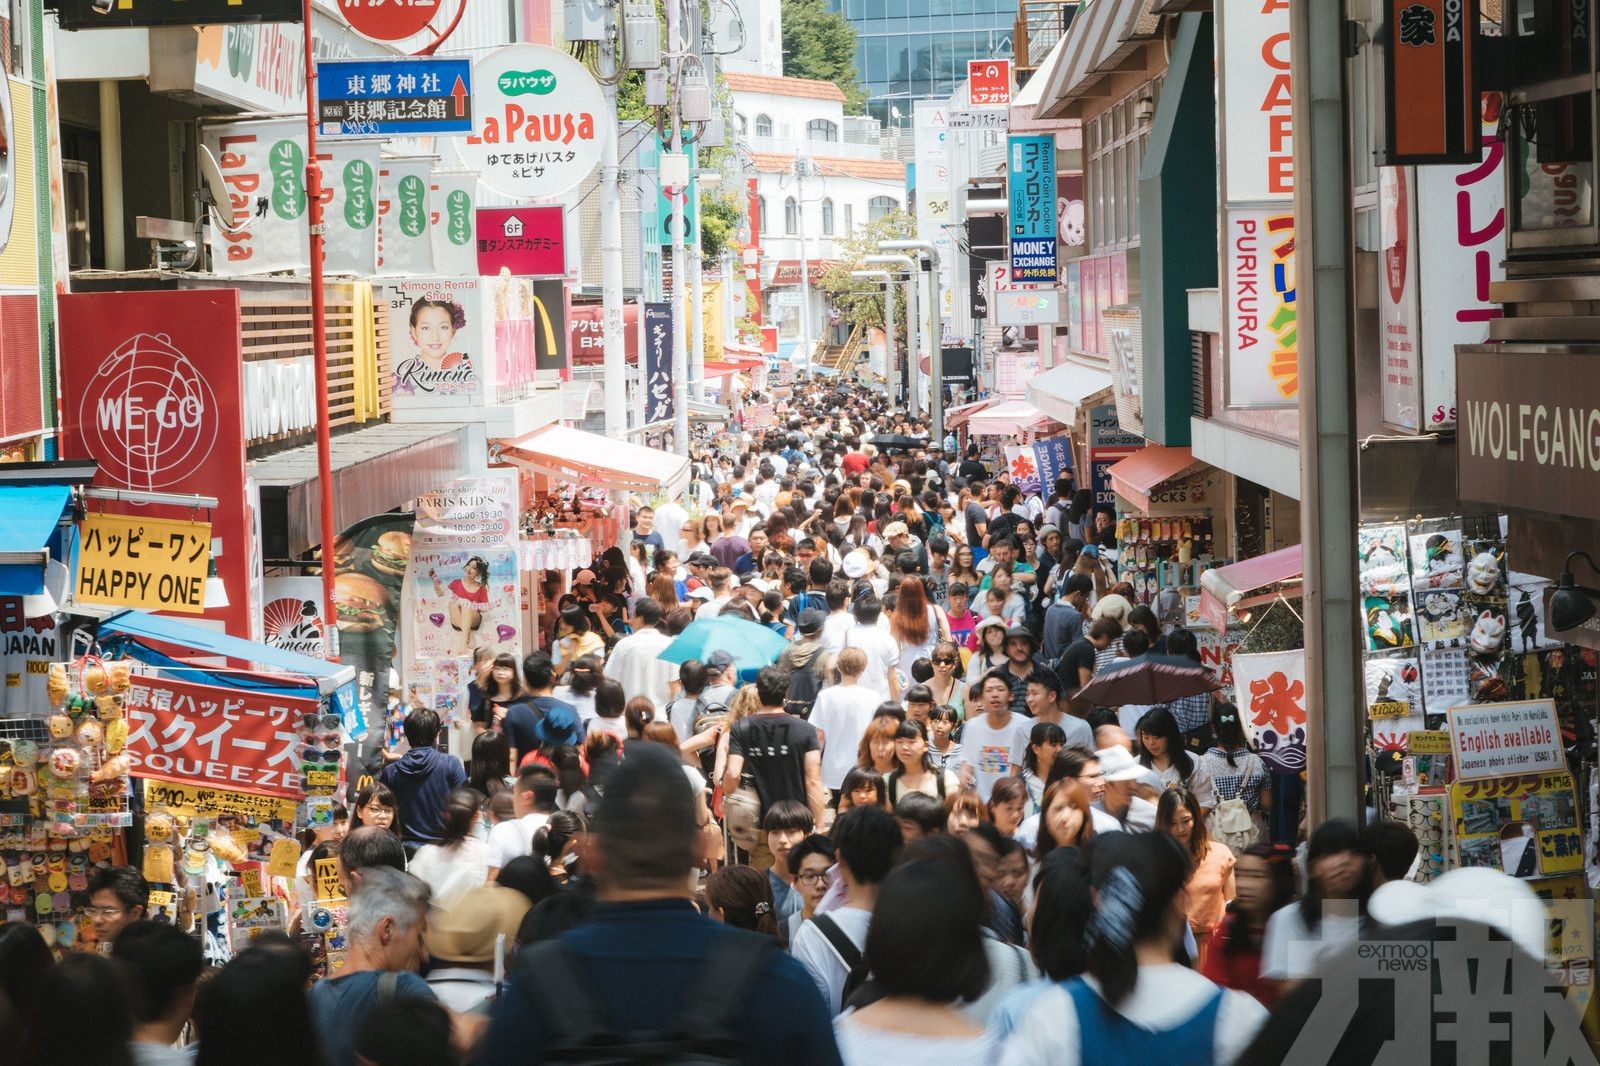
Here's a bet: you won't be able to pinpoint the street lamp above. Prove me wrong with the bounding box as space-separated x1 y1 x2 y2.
850 269 896 396
864 254 920 416
879 239 945 446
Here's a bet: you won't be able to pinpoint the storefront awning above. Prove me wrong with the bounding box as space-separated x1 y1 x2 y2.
1105 446 1205 510
98 609 357 697
1026 362 1113 426
946 398 998 429
1036 0 1162 119
499 424 690 498
250 424 474 560
1198 545 1303 631
967 399 1066 438
0 485 71 594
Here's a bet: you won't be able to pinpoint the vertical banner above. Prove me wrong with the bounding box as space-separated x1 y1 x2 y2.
1378 166 1422 430
378 158 435 276
642 301 673 425
1007 134 1058 283
1378 0 1480 165
385 278 489 415
323 141 380 275
429 172 478 277
1230 648 1308 773
1032 435 1074 490
1217 0 1294 202
203 118 309 274
263 575 331 659
1003 446 1041 492
1224 207 1298 404
1089 404 1144 508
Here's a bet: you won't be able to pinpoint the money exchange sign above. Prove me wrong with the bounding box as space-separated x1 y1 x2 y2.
1007 135 1057 283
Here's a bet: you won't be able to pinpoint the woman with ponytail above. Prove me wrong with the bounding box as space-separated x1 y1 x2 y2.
407 787 489 909
998 832 1267 1065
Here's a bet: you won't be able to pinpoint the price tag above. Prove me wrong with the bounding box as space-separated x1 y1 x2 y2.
267 838 301 879
1368 700 1410 720
1407 730 1452 754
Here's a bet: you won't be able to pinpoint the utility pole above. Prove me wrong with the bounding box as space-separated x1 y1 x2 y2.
795 157 814 380
600 37 626 439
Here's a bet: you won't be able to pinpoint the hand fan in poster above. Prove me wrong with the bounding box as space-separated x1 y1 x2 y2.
1414 588 1470 647
1365 651 1423 749
1408 527 1465 591
1364 593 1415 652
1359 524 1410 596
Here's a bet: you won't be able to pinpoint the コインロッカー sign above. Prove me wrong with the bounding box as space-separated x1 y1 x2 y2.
1456 346 1600 521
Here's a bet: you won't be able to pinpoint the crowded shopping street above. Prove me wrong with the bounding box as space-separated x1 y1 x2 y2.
3 0 1600 1063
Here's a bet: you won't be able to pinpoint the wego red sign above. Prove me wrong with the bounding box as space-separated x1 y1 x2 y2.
336 0 439 43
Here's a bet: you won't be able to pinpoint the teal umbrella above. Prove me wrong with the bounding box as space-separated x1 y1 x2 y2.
659 616 790 675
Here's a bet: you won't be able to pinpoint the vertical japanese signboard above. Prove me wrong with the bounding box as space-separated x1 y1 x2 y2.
642 302 673 425
1224 206 1298 404
377 158 435 275
430 173 478 277
1378 0 1480 165
1008 134 1058 283
968 60 1011 106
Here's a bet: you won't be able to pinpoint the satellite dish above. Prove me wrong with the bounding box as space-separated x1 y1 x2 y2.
197 144 254 235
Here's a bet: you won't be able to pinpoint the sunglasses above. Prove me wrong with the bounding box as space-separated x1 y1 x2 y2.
300 747 342 768
302 712 341 731
933 657 958 666
302 727 342 748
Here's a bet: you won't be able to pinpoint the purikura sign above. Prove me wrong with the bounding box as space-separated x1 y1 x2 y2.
459 44 604 199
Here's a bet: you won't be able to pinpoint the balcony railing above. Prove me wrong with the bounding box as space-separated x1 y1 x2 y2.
1015 0 1082 73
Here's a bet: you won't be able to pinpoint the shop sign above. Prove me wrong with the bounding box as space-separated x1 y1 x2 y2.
430 173 477 277
1416 97 1505 433
1088 403 1141 507
263 576 330 659
461 45 604 199
968 59 1011 106
405 548 521 663
1105 305 1143 437
76 513 212 613
1407 729 1452 754
1378 167 1423 430
413 473 519 548
386 278 487 414
940 347 975 395
124 675 313 799
1230 648 1307 773
569 302 641 366
642 302 674 425
1032 436 1073 488
1449 770 1582 877
335 0 438 43
475 206 565 277
1447 699 1565 781
59 290 253 638
994 352 1042 396
1007 134 1058 283
244 356 317 446
57 0 299 29
1456 347 1600 521
947 110 1008 130
318 58 471 137
1217 0 1293 203
1377 0 1480 166
993 288 1061 326
378 158 436 275
0 595 59 718
1224 206 1298 405
142 779 301 823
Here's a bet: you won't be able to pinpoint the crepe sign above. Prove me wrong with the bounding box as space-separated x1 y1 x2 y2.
1230 648 1307 773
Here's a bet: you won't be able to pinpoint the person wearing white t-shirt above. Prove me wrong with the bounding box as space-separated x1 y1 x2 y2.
957 672 1033 802
837 593 902 700
1092 745 1157 832
1259 818 1371 981
485 765 557 878
791 805 899 1014
808 648 884 792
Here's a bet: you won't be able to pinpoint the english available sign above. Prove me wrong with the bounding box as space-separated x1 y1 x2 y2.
1446 699 1565 782
461 45 604 199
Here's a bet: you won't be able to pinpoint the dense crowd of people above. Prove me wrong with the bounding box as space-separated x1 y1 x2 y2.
0 381 1584 1065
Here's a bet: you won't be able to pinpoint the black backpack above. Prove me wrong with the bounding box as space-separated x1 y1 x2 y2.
809 913 871 1009
522 931 775 1064
782 651 828 719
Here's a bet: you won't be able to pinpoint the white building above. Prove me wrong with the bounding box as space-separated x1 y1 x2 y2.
714 0 783 77
726 72 907 364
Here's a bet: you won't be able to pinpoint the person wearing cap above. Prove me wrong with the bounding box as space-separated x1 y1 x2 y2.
882 520 925 572
701 649 739 708
1042 573 1094 663
996 626 1046 717
481 745 842 1066
1094 745 1158 832
425 883 532 1012
958 671 1034 803
776 608 829 714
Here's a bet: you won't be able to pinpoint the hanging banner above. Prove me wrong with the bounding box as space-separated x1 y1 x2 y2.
642 301 673 425
1003 446 1041 493
429 172 478 277
378 158 435 276
76 513 212 613
1225 206 1298 405
1032 435 1074 490
405 542 521 660
1376 0 1480 166
124 675 313 799
263 576 331 660
461 45 605 199
1230 648 1308 773
331 512 414 725
323 140 380 275
1007 134 1058 283
1217 0 1293 204
1378 166 1422 430
1105 305 1144 436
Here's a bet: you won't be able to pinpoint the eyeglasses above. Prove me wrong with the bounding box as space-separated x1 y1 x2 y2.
796 870 831 885
85 905 127 918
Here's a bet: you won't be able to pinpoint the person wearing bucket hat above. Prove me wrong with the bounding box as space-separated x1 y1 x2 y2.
424 883 533 1012
1093 746 1157 832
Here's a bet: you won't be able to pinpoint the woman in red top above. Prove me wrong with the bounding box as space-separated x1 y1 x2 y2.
1200 841 1297 1009
431 556 491 654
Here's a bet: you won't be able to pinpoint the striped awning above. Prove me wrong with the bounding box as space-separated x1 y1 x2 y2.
1035 0 1163 120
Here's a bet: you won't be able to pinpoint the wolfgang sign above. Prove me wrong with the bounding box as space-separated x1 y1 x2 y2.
1457 346 1600 521
461 45 604 199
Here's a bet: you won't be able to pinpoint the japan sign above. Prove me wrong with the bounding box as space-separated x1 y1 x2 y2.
475 206 566 276
461 44 604 199
1007 135 1057 283
968 60 1011 106
124 675 313 799
76 513 212 614
318 59 472 138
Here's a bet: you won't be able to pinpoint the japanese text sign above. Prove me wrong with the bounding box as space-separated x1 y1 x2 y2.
1447 699 1565 782
1225 206 1299 404
968 60 1011 106
1449 770 1582 878
318 59 472 138
475 206 566 276
337 0 436 42
124 675 313 799
1379 0 1480 165
643 302 674 425
76 513 212 614
1230 648 1308 773
1032 436 1074 490
462 44 604 199
1008 135 1058 283
142 780 301 823
57 0 298 29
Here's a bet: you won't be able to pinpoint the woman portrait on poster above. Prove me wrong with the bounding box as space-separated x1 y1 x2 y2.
431 556 491 653
409 298 470 374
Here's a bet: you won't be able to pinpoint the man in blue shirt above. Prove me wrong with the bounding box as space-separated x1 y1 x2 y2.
479 746 842 1065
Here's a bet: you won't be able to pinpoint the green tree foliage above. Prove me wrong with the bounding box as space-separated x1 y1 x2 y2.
818 210 915 333
699 192 742 259
781 0 869 114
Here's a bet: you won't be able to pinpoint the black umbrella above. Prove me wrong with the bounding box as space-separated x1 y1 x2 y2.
1074 653 1220 707
869 433 929 451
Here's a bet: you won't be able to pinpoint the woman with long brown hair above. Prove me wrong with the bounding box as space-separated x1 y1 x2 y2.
648 571 679 614
706 864 781 939
889 575 950 682
1034 778 1094 863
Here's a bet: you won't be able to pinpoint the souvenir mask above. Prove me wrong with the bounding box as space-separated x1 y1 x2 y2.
1470 611 1507 656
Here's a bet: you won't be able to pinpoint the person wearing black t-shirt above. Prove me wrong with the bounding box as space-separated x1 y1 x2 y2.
1055 618 1122 698
721 666 826 833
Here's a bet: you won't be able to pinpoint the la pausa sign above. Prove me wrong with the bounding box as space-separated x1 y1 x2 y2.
462 44 604 199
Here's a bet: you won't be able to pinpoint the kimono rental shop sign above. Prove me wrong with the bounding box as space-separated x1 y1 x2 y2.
123 675 311 800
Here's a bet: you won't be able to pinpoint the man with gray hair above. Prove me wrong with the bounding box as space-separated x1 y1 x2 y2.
309 866 438 1066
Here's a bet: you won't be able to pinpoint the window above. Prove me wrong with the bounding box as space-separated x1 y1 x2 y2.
785 197 799 235
757 196 768 234
868 196 898 222
807 118 839 142
1085 80 1158 254
755 113 773 137
821 198 835 234
1506 0 1599 251
843 203 854 234
733 113 748 135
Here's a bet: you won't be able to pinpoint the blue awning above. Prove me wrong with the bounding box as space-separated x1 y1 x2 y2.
98 609 357 697
0 485 70 595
